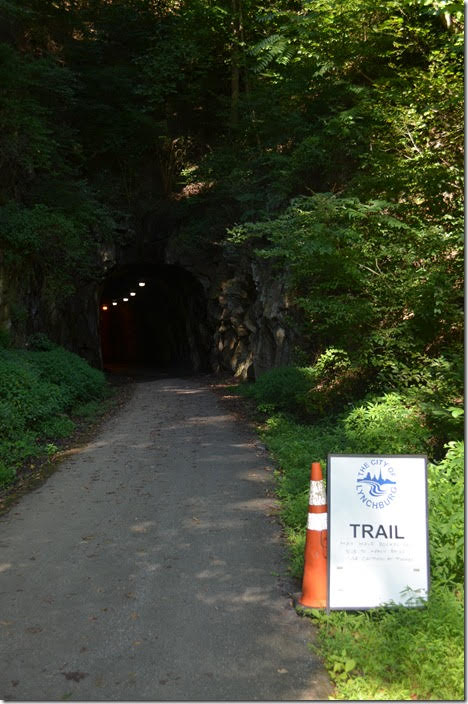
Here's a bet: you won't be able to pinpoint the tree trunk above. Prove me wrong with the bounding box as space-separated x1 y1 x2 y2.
230 0 240 129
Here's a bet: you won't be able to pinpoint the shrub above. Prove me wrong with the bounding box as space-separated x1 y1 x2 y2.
27 333 57 351
0 343 108 488
428 441 464 588
312 585 464 700
301 348 366 418
0 461 16 486
71 400 104 420
259 408 464 700
0 327 11 348
408 351 464 455
240 365 315 414
0 351 67 431
241 349 363 419
36 415 76 439
343 392 430 455
27 346 107 406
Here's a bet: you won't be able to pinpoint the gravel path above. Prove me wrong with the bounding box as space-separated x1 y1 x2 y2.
0 377 332 701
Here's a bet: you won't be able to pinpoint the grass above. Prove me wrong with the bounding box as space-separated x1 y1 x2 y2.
234 367 464 701
306 586 464 700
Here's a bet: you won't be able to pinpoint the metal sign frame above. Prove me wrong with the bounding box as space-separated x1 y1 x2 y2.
327 454 430 611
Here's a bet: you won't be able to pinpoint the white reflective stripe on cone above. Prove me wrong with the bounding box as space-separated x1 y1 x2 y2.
309 480 326 506
307 512 328 531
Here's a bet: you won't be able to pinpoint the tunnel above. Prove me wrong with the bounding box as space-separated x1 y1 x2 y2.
99 264 211 374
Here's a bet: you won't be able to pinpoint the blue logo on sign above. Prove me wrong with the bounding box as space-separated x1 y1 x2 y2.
356 460 397 509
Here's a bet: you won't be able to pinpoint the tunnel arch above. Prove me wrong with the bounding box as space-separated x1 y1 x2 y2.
99 263 211 373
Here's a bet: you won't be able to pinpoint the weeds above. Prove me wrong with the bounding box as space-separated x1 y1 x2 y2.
239 357 464 700
0 339 108 489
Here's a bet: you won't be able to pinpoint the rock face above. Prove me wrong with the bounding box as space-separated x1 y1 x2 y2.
207 259 294 379
166 239 295 379
1 220 296 380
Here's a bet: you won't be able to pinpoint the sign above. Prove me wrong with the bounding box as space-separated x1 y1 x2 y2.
327 454 429 610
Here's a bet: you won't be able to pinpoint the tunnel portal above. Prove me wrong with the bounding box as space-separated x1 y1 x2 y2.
99 264 210 373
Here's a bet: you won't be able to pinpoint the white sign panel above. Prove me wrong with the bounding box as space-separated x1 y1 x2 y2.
327 454 429 610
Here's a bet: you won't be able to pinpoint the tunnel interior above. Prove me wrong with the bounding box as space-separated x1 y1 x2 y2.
99 264 210 373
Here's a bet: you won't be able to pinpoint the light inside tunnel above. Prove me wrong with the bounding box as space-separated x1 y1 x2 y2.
99 265 210 373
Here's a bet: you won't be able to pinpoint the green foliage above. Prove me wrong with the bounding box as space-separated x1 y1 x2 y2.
407 351 464 450
37 415 75 440
0 351 67 433
239 365 315 414
0 343 107 488
260 394 432 531
27 333 57 351
27 347 107 407
0 327 11 348
253 397 464 700
301 349 364 418
0 461 16 486
230 194 462 361
0 0 462 697
71 400 104 421
343 393 430 455
246 0 463 220
231 190 463 463
0 200 113 299
0 19 115 302
427 441 464 587
256 408 464 699
240 349 362 419
311 586 464 700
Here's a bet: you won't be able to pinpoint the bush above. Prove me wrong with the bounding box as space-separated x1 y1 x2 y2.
302 349 365 418
0 351 67 433
343 392 430 455
312 585 464 700
258 406 464 700
240 365 315 414
27 346 107 406
241 349 363 419
36 415 76 439
27 333 57 351
0 327 11 348
0 343 107 488
428 441 464 588
0 461 16 486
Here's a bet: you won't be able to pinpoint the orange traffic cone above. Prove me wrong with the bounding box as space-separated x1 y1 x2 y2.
298 461 328 608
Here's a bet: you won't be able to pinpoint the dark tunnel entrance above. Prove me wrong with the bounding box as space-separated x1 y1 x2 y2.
99 265 211 374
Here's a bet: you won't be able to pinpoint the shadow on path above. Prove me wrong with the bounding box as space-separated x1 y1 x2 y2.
0 378 333 701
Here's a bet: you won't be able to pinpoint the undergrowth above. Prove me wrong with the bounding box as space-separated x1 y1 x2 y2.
309 585 463 700
238 354 464 700
0 335 108 488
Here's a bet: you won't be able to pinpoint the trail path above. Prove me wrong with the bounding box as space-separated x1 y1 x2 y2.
0 377 332 701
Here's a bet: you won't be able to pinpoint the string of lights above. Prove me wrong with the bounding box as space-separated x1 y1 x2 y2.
101 281 146 311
